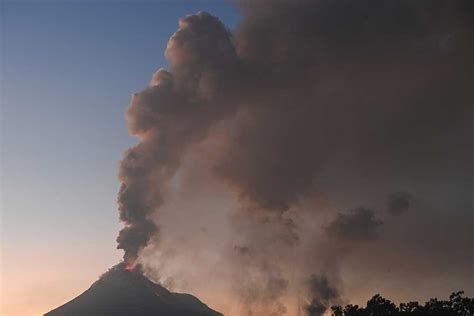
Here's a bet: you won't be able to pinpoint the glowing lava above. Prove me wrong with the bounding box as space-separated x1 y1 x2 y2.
125 261 136 272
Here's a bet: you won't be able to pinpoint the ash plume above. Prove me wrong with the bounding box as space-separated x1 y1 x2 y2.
115 0 473 314
325 208 383 242
305 275 340 316
116 12 238 265
387 192 414 215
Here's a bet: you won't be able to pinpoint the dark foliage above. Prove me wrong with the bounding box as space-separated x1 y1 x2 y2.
330 292 473 316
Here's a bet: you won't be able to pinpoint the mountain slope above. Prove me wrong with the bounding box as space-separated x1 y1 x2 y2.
45 264 222 316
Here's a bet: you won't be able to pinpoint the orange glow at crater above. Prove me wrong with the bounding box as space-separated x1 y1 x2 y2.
125 261 136 272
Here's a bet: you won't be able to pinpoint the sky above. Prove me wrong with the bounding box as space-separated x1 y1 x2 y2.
1 1 472 316
1 1 240 315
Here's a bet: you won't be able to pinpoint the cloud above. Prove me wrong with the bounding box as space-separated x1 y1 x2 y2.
116 11 238 264
114 1 473 313
325 208 383 242
387 192 414 215
305 275 340 316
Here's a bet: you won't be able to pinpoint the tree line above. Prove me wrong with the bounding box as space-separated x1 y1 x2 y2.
330 291 473 316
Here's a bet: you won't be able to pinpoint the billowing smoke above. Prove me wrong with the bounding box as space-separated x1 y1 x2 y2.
325 208 383 242
116 12 239 265
115 0 472 314
305 275 340 316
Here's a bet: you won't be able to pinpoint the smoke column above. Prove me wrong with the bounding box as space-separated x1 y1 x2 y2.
115 1 472 314
305 275 340 316
116 12 239 265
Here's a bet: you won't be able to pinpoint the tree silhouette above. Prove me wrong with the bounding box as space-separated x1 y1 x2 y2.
330 291 473 316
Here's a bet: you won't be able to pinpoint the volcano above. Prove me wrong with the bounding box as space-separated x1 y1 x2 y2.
44 264 222 316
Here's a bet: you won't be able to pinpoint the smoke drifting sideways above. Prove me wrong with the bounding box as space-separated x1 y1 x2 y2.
325 208 383 242
115 1 473 315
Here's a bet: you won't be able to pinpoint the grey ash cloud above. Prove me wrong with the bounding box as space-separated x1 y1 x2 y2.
116 12 238 265
306 275 340 316
325 208 383 242
387 192 414 215
114 0 473 313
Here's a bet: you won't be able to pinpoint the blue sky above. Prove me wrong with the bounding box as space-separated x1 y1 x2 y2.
1 1 240 315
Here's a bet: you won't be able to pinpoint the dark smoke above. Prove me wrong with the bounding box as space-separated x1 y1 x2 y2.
387 192 414 215
116 11 238 264
114 0 473 313
214 0 472 218
306 275 340 316
325 208 383 242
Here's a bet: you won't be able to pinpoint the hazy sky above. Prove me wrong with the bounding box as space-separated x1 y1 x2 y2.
1 1 240 315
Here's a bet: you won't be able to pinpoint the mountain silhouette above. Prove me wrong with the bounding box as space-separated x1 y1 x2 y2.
45 264 222 316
